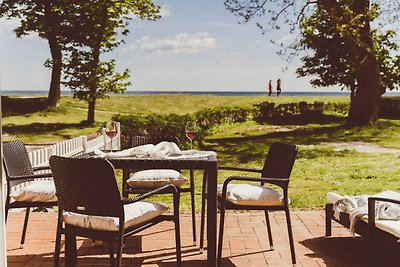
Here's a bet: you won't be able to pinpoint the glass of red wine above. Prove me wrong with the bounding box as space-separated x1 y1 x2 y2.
185 121 197 150
105 121 118 152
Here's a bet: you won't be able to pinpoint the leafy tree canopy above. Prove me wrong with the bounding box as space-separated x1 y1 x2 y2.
297 4 400 92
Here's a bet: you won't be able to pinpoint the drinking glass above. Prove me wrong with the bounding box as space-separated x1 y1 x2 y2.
185 121 197 149
105 121 118 152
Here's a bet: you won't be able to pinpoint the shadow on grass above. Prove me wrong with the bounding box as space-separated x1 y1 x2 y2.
2 122 87 135
201 121 359 164
201 119 388 164
1 96 49 116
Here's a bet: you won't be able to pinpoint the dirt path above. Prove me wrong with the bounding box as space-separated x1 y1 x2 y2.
322 141 400 153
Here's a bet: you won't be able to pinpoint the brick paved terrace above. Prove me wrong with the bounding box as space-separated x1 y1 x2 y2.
5 210 388 266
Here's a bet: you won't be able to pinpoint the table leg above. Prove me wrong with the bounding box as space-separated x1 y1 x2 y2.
207 162 217 266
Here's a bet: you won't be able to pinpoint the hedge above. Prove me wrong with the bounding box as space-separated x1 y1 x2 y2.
113 97 400 148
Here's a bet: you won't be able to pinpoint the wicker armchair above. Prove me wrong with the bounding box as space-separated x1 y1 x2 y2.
208 142 298 266
3 140 57 247
123 136 198 244
49 155 182 267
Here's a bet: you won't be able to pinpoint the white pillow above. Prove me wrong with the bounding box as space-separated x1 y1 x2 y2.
217 183 287 206
63 201 168 231
127 169 187 188
9 180 57 203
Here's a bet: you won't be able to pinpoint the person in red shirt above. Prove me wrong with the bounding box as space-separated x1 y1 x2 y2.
268 80 273 96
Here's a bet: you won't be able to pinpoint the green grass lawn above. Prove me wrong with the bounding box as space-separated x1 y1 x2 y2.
3 94 400 210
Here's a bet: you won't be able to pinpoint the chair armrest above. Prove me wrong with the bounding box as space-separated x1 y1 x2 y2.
222 175 289 189
368 196 400 206
7 173 53 181
33 165 51 172
368 197 400 226
122 184 178 204
218 166 262 173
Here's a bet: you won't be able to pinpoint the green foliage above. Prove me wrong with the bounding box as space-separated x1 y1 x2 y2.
194 106 255 130
254 101 350 123
378 97 400 119
297 3 400 92
113 113 194 149
113 106 255 149
61 0 160 123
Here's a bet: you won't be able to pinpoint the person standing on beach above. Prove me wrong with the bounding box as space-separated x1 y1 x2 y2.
276 78 282 96
268 80 273 96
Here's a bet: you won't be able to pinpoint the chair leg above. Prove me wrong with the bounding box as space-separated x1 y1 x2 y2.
325 203 332 236
199 171 207 251
20 207 31 247
54 211 63 267
264 210 274 250
174 190 182 267
65 233 77 267
189 169 196 244
109 241 115 267
116 236 124 267
285 208 296 265
217 206 226 267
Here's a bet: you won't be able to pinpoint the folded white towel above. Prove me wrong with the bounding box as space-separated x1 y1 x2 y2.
328 190 400 237
94 142 181 159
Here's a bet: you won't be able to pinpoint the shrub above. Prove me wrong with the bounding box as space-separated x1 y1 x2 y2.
113 106 255 149
378 97 400 119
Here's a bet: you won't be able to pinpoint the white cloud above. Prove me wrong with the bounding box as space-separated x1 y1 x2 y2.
159 5 171 18
133 32 216 56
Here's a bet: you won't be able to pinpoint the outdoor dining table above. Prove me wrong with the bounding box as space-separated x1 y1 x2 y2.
104 152 218 266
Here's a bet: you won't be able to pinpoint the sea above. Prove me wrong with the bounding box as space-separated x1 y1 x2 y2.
1 90 400 97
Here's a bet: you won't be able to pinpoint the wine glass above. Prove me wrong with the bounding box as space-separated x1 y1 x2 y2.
105 121 118 152
185 121 197 150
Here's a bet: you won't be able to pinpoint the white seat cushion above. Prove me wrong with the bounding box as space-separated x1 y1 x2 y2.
374 220 400 238
9 180 57 202
63 201 169 231
127 169 187 188
217 183 286 206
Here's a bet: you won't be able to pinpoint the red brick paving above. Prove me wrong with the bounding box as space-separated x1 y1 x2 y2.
4 210 384 266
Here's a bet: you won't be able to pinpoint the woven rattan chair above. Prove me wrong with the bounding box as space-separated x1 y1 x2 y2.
123 136 198 244
3 140 57 247
205 142 298 266
49 155 182 267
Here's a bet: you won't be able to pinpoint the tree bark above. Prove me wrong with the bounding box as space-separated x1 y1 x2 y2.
87 96 96 124
47 36 62 107
44 1 61 107
347 60 382 126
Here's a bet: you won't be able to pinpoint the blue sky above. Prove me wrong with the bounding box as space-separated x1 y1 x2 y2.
0 0 340 93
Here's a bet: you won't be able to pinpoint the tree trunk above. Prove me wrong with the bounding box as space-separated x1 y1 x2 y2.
44 1 61 107
47 36 62 107
346 61 382 126
87 96 96 124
